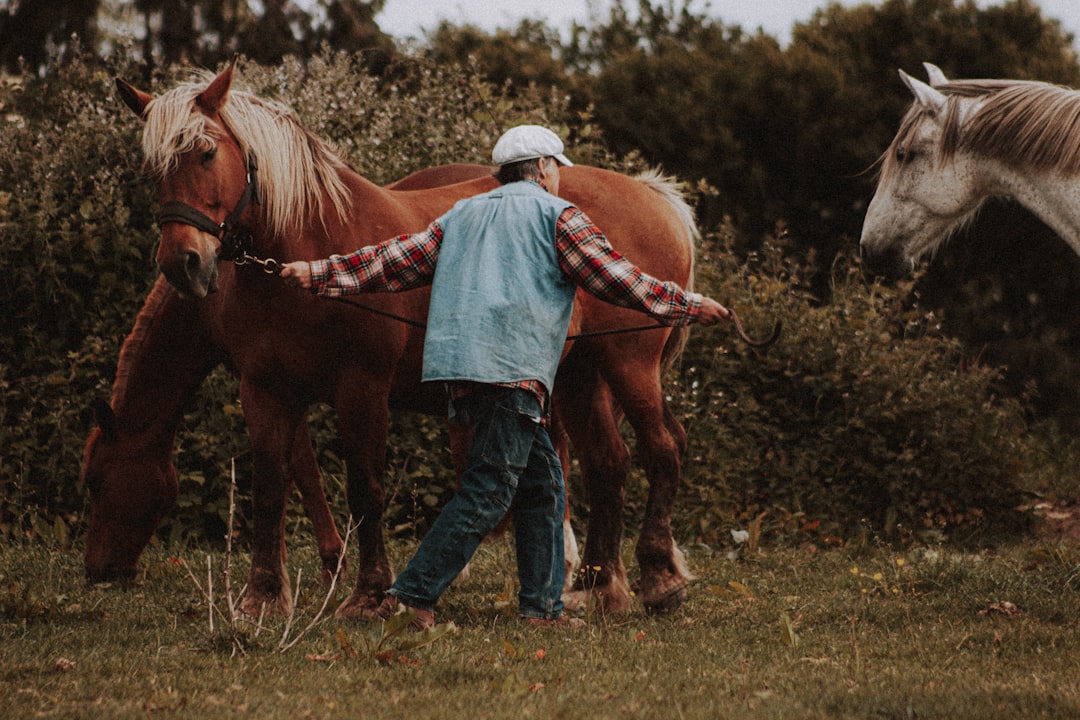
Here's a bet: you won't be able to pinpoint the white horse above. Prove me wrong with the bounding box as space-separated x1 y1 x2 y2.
860 62 1080 279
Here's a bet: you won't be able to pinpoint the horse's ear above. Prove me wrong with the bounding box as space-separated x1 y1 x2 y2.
196 56 237 115
115 77 153 119
92 398 119 442
923 62 948 87
900 69 946 112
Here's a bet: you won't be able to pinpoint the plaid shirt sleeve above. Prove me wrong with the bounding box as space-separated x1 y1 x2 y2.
308 221 444 297
555 206 702 325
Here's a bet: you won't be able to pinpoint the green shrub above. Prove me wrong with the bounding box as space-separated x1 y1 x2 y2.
0 53 154 542
670 226 1033 546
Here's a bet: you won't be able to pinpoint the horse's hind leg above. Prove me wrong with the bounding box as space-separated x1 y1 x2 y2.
555 361 634 615
608 364 693 615
548 409 580 592
289 418 345 584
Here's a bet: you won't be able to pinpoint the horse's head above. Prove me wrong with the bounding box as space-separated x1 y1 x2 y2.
117 61 257 298
860 65 986 280
82 400 178 582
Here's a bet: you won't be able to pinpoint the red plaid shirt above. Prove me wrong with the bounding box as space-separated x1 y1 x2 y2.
309 187 702 406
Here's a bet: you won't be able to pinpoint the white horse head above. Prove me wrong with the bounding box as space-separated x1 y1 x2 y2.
860 65 1080 279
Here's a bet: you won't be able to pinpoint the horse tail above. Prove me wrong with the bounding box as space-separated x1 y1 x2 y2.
632 168 699 376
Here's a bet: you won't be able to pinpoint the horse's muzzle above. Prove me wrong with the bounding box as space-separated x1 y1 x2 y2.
159 248 218 298
860 244 913 281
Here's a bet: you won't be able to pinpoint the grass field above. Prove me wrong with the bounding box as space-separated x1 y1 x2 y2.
2 532 1079 719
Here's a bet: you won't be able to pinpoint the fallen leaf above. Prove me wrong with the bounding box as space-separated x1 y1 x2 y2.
979 601 1021 618
780 612 799 649
729 581 754 599
305 653 342 662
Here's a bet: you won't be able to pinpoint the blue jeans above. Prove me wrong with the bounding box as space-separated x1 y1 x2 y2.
389 386 566 619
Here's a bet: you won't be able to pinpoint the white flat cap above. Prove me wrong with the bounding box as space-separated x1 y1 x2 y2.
491 125 573 167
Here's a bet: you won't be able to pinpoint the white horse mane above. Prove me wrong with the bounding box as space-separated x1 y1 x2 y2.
140 72 353 239
881 78 1080 183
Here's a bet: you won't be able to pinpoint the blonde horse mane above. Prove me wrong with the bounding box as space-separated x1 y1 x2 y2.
140 72 353 239
881 78 1080 183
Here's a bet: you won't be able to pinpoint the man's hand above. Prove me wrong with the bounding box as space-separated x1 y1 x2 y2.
280 261 312 290
696 297 733 326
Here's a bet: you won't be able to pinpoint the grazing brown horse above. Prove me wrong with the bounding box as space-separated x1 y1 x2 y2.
116 61 698 617
81 276 346 584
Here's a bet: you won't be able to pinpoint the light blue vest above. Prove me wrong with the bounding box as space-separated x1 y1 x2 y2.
422 181 576 393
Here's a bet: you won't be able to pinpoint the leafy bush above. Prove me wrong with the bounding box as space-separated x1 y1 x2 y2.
0 53 156 542
669 226 1033 546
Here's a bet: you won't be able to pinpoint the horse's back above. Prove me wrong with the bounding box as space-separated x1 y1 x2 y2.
387 164 493 191
340 164 695 337
378 164 694 283
560 166 695 284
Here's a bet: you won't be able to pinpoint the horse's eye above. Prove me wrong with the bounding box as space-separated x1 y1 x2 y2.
201 147 217 166
895 145 916 164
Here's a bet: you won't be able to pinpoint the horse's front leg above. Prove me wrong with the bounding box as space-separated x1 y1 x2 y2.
239 380 305 617
332 390 394 621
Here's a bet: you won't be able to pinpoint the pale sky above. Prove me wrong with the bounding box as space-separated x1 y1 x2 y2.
375 0 1079 50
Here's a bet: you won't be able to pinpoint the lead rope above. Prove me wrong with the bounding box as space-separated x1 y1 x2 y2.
244 252 780 346
322 290 782 346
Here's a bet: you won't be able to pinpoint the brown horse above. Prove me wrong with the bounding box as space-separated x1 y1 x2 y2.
81 163 564 590
81 276 346 585
117 61 698 617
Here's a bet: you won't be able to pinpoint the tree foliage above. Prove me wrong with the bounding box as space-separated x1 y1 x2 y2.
424 19 568 97
0 0 397 75
672 230 1033 546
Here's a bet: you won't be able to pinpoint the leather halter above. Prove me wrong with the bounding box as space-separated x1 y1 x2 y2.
155 154 261 263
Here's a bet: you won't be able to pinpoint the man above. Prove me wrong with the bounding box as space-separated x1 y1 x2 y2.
281 125 732 629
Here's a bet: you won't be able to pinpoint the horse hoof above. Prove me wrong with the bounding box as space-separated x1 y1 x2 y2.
240 591 292 618
561 587 633 616
334 591 384 621
644 586 687 616
561 589 588 613
320 555 347 586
